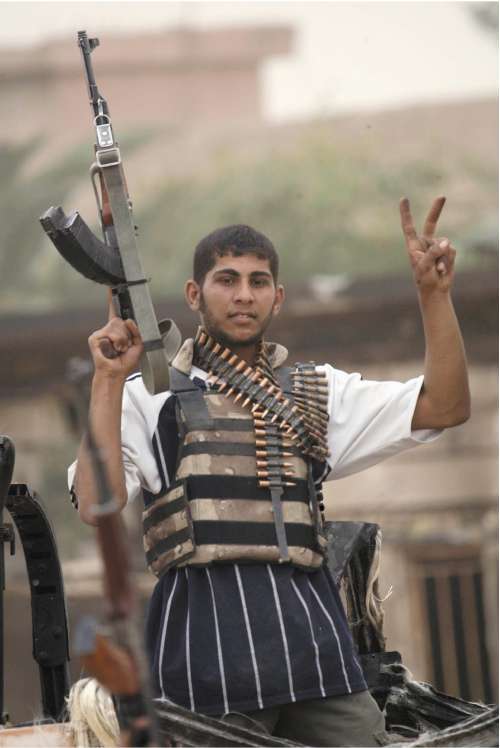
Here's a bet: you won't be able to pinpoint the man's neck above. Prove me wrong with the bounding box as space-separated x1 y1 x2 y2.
230 343 259 366
193 327 265 370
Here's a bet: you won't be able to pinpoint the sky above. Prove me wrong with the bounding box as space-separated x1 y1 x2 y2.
0 1 497 122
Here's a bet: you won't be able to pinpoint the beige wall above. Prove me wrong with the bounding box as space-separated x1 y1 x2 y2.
0 26 292 145
324 362 498 698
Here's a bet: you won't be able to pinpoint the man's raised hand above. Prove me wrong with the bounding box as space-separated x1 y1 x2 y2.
399 196 456 294
88 291 144 379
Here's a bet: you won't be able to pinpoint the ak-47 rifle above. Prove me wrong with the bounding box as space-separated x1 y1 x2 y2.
40 30 181 395
66 358 159 747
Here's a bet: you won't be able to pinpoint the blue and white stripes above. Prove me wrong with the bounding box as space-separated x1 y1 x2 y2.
148 562 366 716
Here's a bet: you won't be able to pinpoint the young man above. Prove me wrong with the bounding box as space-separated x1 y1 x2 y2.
69 197 470 747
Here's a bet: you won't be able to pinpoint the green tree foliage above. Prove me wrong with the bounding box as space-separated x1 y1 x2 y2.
0 121 496 312
136 131 496 297
0 133 147 312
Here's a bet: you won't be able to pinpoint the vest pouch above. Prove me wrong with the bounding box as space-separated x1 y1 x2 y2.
142 478 195 577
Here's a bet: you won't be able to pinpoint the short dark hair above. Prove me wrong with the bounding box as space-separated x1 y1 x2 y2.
193 224 279 285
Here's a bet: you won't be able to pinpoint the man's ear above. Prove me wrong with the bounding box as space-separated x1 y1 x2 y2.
185 279 201 311
272 284 285 316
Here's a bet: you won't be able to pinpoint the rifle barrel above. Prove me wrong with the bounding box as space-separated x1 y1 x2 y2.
77 30 109 120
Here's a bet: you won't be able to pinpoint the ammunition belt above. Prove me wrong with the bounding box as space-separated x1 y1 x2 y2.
193 331 329 465
193 330 330 561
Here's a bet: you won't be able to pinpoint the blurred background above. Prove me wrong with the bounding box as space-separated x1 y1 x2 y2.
0 0 497 722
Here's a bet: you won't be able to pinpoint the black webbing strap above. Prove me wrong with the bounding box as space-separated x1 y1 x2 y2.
146 526 193 565
186 475 309 502
143 496 187 534
307 461 322 538
169 368 212 430
193 520 315 548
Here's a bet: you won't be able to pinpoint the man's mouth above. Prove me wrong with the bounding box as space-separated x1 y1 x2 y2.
229 313 256 320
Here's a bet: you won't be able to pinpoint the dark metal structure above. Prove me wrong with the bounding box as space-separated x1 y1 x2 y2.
6 484 70 722
0 436 70 724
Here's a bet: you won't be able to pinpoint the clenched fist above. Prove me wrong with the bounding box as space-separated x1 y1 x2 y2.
88 291 144 380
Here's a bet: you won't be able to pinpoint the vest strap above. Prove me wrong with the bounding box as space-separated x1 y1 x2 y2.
170 368 212 430
186 475 309 502
190 521 315 549
269 486 290 561
145 526 193 566
169 368 198 392
181 442 301 458
142 495 187 534
307 461 322 536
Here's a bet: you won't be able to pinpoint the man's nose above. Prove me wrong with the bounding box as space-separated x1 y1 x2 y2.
233 281 255 303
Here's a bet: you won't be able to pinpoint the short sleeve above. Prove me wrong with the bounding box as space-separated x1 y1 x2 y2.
119 381 164 501
321 365 442 481
67 376 169 504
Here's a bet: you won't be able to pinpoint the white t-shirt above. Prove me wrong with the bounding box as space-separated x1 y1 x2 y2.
68 363 441 502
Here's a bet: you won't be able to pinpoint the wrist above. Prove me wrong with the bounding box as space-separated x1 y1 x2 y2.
92 369 127 392
417 285 452 306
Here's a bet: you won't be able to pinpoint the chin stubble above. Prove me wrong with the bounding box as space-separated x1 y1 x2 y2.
199 292 274 350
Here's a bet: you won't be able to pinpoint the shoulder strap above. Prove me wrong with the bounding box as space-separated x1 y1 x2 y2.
169 367 212 430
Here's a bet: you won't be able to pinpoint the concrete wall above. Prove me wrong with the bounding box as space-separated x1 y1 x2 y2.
0 26 292 145
324 363 498 699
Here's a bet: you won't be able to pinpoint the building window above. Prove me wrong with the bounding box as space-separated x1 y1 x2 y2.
413 549 494 703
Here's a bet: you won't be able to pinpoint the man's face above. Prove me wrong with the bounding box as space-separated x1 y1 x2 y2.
185 253 284 349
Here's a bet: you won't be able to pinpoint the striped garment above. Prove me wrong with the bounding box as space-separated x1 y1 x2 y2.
145 560 367 715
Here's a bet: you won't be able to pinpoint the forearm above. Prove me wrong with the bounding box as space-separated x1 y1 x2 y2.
74 374 128 525
415 289 470 428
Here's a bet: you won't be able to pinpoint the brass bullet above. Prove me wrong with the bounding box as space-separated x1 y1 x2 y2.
293 386 329 396
256 450 294 458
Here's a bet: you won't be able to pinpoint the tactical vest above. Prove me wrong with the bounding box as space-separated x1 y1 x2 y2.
142 366 329 577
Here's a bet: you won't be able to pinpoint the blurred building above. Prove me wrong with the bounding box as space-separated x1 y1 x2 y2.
0 26 293 145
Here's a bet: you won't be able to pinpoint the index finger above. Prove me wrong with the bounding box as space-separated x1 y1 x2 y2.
107 288 119 322
399 197 418 244
422 196 446 239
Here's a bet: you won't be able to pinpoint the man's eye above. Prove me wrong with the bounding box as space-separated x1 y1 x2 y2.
220 276 234 285
252 279 268 287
